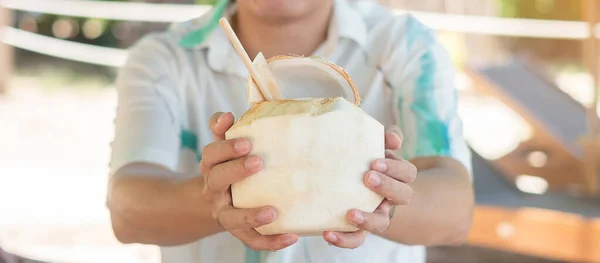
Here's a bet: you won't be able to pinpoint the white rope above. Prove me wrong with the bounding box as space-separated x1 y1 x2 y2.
398 10 591 39
0 26 128 67
1 0 210 23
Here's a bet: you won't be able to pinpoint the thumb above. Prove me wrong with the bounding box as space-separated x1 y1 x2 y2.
209 112 235 141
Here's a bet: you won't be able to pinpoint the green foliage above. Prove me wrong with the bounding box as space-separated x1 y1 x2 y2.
498 0 519 18
196 0 219 4
497 0 582 20
496 0 589 73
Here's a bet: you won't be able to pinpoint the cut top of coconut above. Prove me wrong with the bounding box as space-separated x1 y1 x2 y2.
230 97 361 130
247 55 361 106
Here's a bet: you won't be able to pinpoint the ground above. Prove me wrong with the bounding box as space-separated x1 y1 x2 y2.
0 74 160 263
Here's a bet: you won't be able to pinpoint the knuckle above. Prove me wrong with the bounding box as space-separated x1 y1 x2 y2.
208 169 228 192
243 212 255 227
396 187 413 205
405 186 414 202
199 160 206 172
395 197 409 206
201 144 212 156
205 174 217 192
212 210 220 220
389 182 411 205
375 224 390 233
362 220 376 232
382 176 394 191
358 220 370 231
378 182 392 197
406 174 416 184
201 188 212 201
407 164 418 182
373 219 390 233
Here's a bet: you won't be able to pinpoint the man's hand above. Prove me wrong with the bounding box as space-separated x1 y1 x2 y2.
200 112 299 251
323 131 417 249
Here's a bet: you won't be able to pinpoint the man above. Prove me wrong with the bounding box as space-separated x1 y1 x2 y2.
107 0 474 262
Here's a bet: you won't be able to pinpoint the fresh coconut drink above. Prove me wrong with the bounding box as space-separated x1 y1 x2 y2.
225 54 385 236
219 18 385 236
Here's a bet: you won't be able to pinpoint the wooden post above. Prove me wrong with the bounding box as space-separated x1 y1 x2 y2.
582 0 599 195
0 7 13 95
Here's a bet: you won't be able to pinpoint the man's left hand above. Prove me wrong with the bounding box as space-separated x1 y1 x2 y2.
323 131 417 249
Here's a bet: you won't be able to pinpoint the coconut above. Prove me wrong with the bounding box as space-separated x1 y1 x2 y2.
225 54 385 236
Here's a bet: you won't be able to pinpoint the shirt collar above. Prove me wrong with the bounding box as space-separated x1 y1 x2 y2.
331 0 367 50
184 0 368 77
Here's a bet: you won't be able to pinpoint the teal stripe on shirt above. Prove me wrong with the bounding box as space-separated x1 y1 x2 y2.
401 16 451 158
180 129 202 161
413 50 450 156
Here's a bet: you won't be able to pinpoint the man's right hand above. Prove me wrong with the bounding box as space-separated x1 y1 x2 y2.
200 112 299 251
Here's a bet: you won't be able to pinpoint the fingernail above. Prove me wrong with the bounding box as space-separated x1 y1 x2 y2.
257 208 274 222
216 113 224 124
352 211 365 224
373 160 387 173
326 232 337 243
244 156 262 170
394 131 403 142
234 139 250 153
367 172 381 186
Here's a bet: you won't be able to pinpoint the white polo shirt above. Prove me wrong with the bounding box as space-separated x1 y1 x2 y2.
109 0 472 262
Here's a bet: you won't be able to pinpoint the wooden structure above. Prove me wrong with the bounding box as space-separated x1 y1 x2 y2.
462 4 599 260
467 62 593 194
468 206 600 262
582 0 600 195
468 150 600 262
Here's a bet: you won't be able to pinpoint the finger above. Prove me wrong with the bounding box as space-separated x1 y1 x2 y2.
207 155 263 191
346 208 391 233
364 171 413 205
384 130 403 150
373 199 395 216
323 230 367 249
370 159 417 184
218 206 278 230
209 112 235 141
201 183 231 205
384 150 401 160
201 138 252 170
233 229 299 251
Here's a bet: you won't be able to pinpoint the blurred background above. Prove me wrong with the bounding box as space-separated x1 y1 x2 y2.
0 0 599 262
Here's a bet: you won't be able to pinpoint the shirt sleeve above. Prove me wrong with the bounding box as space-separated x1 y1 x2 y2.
381 15 472 176
109 33 182 176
